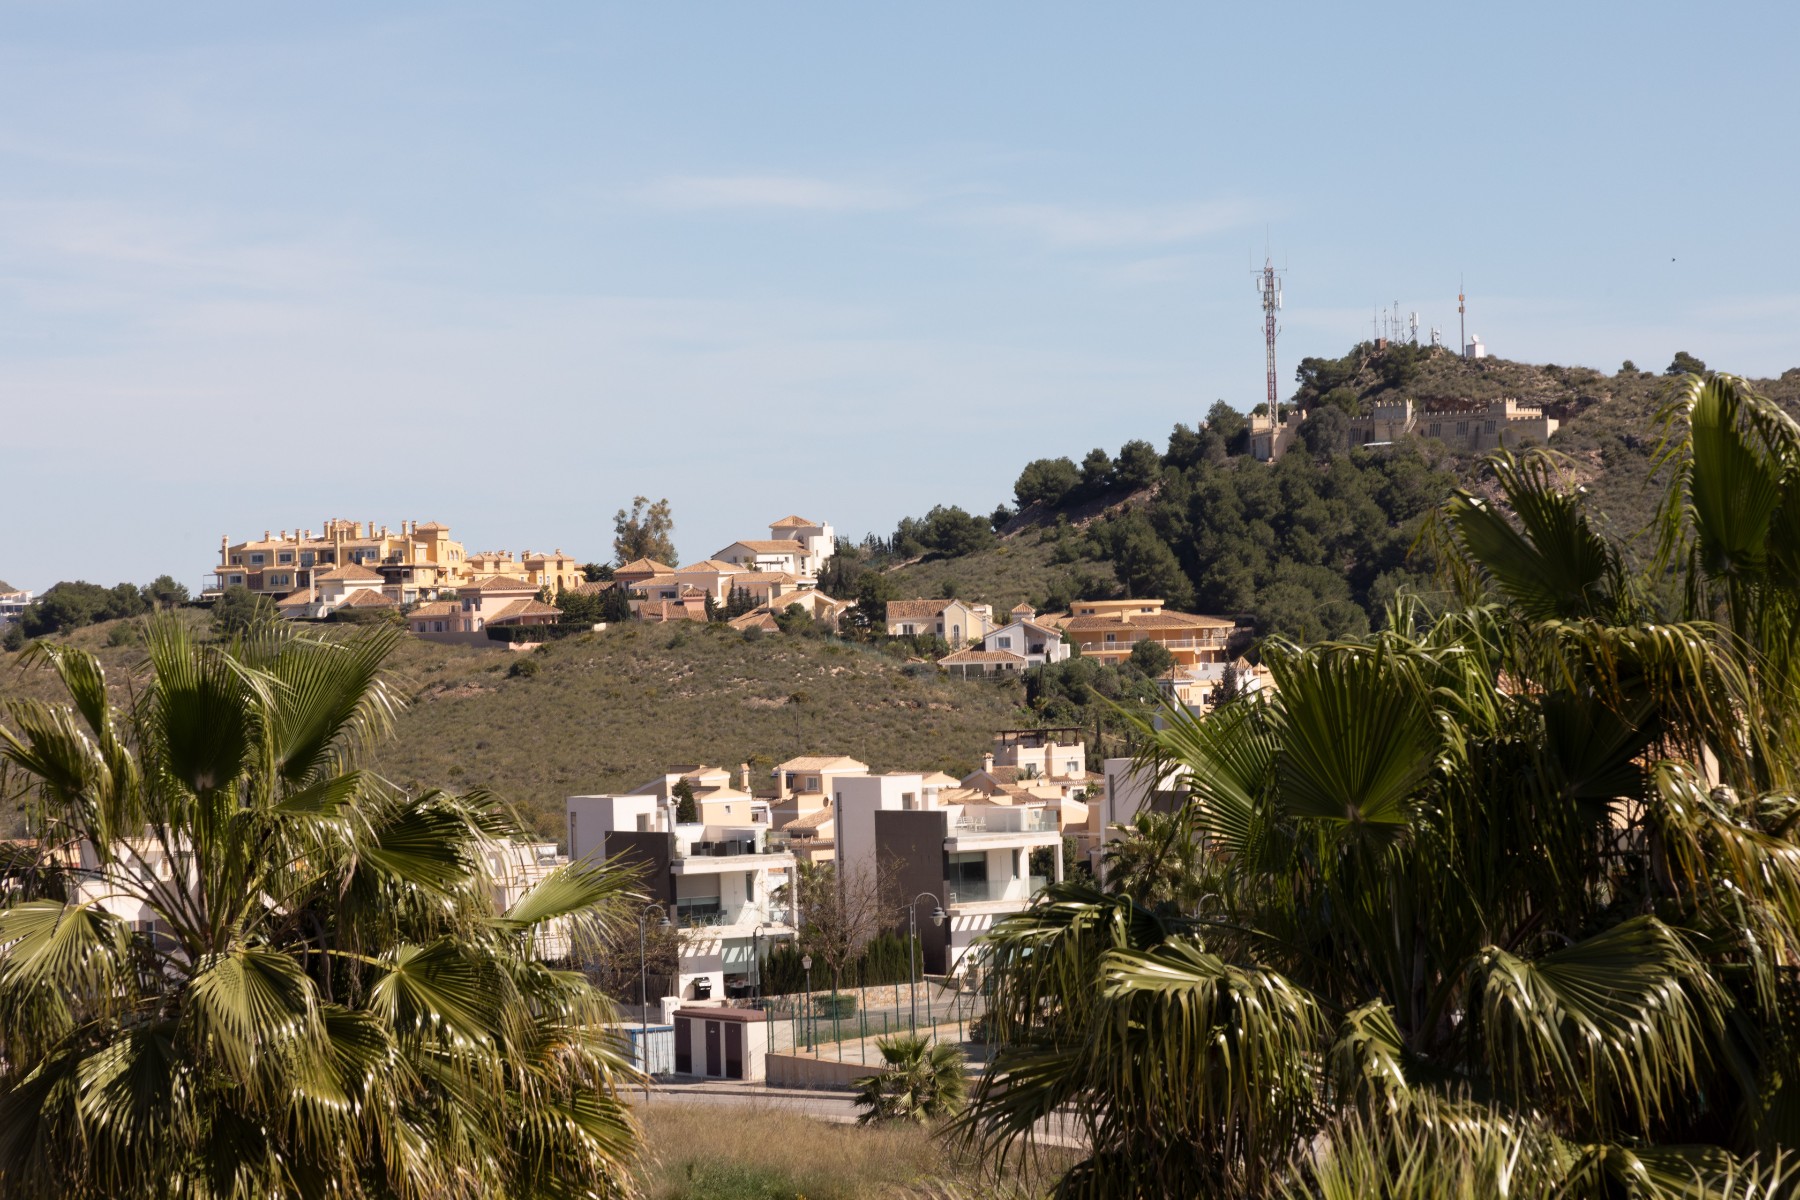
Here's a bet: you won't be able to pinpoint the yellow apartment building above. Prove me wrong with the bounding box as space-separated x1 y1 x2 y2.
212 520 585 606
212 519 469 603
1061 598 1237 667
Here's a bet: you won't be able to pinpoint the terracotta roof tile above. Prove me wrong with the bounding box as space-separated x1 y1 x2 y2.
488 598 561 620
939 649 1027 665
315 564 386 582
886 599 954 621
615 557 676 575
459 575 539 592
769 515 820 528
339 588 396 608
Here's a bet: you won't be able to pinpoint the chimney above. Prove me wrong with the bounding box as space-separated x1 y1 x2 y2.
740 762 752 792
263 530 271 542
982 752 995 773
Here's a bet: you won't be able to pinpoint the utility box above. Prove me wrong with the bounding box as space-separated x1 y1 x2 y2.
672 1006 767 1082
614 1023 675 1076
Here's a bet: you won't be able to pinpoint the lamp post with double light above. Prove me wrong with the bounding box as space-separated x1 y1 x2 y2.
637 903 672 1094
907 893 948 1034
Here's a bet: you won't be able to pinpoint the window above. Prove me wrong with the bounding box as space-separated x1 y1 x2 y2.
229 575 244 586
901 792 916 809
250 553 265 565
1105 633 1117 643
997 636 1012 648
278 552 293 564
230 554 243 565
946 852 987 886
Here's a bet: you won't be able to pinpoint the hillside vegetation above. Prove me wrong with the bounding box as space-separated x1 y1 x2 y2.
865 347 1800 637
0 614 1026 838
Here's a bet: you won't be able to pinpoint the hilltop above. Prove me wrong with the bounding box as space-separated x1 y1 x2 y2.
866 348 1800 634
0 614 1027 838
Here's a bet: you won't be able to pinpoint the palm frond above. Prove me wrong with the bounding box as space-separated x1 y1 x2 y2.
1475 916 1724 1137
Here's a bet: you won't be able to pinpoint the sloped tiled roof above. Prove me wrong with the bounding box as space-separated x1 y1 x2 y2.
276 591 317 608
615 557 675 575
770 515 820 528
722 540 803 554
1062 608 1236 633
568 579 615 595
409 601 458 617
488 598 560 621
887 599 953 621
679 559 741 573
939 649 1027 666
730 571 798 585
315 564 385 583
781 808 836 833
339 588 396 608
778 755 868 773
728 610 781 632
459 575 539 593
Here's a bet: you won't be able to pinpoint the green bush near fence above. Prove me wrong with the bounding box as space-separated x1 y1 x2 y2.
761 932 922 996
813 993 857 1020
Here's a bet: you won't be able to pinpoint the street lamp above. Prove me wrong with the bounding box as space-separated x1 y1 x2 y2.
801 954 814 1049
907 893 948 1033
637 903 672 1095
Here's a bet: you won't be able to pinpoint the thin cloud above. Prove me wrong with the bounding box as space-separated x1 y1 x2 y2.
966 199 1255 248
638 174 911 212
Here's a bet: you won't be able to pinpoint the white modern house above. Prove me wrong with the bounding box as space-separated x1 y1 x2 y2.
832 772 1062 977
712 515 836 582
567 781 798 1002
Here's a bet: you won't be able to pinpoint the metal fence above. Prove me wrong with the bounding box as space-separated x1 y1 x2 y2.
748 979 988 1066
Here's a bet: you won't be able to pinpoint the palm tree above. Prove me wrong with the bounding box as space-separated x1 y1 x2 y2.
0 618 645 1198
955 375 1800 1197
853 1034 968 1124
1097 808 1208 913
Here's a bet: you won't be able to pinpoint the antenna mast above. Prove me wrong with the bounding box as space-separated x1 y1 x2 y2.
1255 256 1285 421
1458 276 1467 360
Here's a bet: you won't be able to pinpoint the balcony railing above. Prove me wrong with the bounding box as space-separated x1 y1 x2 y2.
1086 636 1228 652
952 810 1059 835
676 837 789 859
673 902 791 929
944 875 1050 906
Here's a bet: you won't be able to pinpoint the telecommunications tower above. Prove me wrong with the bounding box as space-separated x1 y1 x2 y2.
1255 257 1284 421
1458 277 1467 359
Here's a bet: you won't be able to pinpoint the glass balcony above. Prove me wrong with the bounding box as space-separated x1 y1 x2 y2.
942 875 1050 906
952 809 1058 835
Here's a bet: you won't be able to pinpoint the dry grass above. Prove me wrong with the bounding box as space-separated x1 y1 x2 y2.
0 614 1028 840
635 1103 1062 1200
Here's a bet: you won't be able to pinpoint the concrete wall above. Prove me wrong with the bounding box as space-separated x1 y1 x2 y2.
766 1052 868 1090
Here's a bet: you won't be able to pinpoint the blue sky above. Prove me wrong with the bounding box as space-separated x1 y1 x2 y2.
4 2 1798 592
